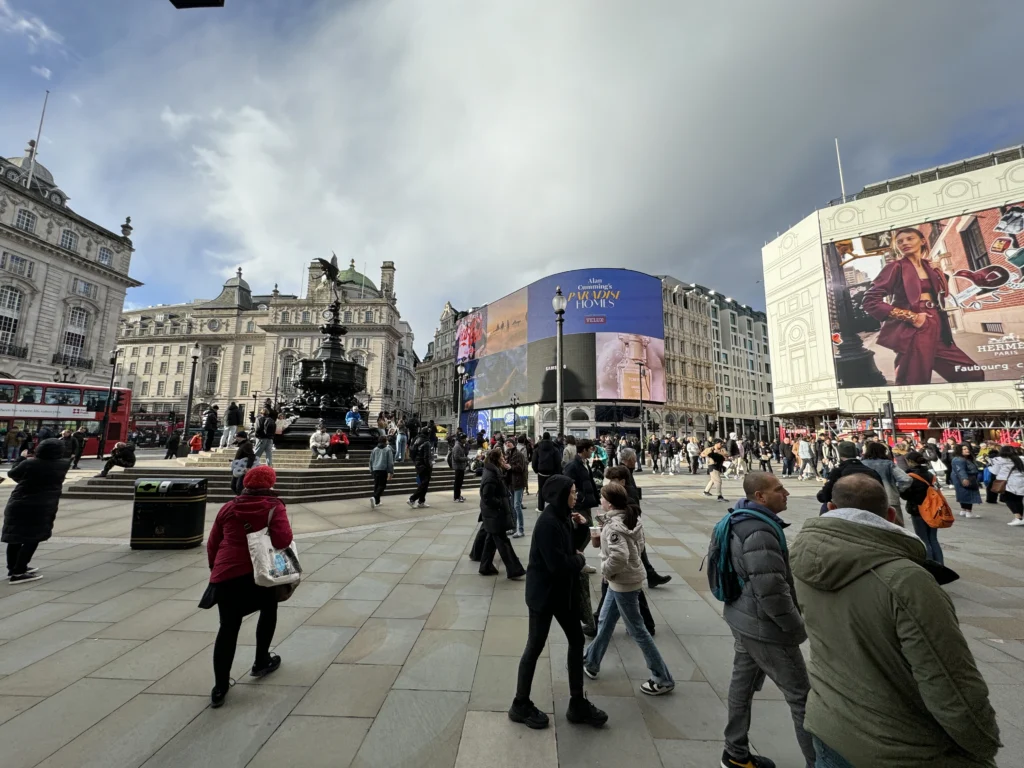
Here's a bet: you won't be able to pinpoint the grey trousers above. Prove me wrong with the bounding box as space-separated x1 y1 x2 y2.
724 631 816 768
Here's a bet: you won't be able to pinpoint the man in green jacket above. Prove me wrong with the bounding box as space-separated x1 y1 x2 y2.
791 473 1000 767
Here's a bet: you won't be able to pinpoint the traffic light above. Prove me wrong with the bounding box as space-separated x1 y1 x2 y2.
882 401 895 420
112 391 124 412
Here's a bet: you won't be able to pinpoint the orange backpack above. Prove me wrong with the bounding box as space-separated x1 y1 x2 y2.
908 473 955 528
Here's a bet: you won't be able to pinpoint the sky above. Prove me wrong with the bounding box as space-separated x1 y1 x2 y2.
2 0 1023 354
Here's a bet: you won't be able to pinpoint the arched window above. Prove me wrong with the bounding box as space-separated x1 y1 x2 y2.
665 414 676 427
569 409 589 421
62 307 88 363
0 286 23 347
543 409 558 422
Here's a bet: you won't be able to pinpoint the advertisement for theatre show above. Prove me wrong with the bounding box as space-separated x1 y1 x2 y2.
454 269 665 412
824 201 1024 388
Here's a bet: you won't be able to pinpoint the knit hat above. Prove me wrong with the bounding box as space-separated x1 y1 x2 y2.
243 464 276 490
837 440 857 459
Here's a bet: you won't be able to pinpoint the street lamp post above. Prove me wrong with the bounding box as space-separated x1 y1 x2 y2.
456 363 466 435
250 391 260 429
552 287 567 438
638 361 646 449
96 349 119 459
510 392 520 438
182 343 201 453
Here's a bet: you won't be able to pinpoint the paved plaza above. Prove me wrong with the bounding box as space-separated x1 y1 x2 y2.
0 464 1019 767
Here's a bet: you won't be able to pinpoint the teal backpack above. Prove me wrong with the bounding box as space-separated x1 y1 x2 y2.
703 509 786 603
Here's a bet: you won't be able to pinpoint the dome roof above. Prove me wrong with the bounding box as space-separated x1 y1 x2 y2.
337 259 379 295
223 267 251 292
5 145 54 186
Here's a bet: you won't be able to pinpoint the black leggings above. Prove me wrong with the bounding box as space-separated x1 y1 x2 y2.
6 541 38 576
212 576 278 689
517 606 584 702
759 459 773 473
373 470 389 503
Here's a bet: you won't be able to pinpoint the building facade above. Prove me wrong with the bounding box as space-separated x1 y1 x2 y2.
763 144 1024 441
116 260 413 423
0 141 140 385
414 302 465 428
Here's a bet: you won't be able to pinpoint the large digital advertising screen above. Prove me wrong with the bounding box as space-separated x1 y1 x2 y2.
823 202 1024 388
456 269 664 410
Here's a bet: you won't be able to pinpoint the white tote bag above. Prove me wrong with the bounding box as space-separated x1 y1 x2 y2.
245 509 302 588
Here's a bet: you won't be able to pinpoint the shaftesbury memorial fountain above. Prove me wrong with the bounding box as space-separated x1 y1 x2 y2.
279 254 369 447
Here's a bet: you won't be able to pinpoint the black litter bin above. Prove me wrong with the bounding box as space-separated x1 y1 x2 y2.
130 477 207 550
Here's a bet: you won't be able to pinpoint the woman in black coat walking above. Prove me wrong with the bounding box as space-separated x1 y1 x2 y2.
509 473 608 731
477 449 525 578
2 438 70 584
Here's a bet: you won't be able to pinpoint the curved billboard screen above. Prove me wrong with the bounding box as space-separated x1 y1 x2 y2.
456 269 664 410
823 202 1024 388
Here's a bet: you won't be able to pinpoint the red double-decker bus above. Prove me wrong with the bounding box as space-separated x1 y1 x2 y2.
0 378 131 458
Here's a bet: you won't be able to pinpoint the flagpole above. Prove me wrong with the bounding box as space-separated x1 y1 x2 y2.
835 137 847 203
26 90 50 193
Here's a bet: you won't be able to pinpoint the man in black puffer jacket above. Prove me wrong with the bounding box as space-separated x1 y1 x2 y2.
95 442 136 478
531 432 562 512
509 473 608 731
816 441 882 512
407 428 433 508
3 439 70 583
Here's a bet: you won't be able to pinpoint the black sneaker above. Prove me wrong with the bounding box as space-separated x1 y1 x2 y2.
210 683 231 708
566 695 608 728
508 698 550 729
648 573 672 588
582 624 597 638
702 491 712 497
717 496 727 502
9 572 42 585
721 750 776 768
251 653 281 678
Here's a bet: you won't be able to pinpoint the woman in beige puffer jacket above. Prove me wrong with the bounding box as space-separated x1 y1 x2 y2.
583 482 675 696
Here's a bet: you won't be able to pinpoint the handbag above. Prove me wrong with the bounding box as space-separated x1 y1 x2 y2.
230 458 249 477
244 508 302 589
989 477 1007 494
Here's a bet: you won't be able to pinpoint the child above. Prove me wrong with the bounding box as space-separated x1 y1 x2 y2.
189 432 203 454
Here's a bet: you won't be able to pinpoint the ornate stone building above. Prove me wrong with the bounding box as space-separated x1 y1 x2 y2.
116 259 414 422
415 301 466 428
0 141 140 384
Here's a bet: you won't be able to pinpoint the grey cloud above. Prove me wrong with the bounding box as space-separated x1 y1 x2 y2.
4 0 1022 353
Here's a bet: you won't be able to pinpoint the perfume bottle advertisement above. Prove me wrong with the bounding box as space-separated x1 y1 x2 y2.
595 332 665 401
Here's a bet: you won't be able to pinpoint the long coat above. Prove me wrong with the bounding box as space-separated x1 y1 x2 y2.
951 457 983 505
861 257 953 354
479 464 512 535
2 439 70 544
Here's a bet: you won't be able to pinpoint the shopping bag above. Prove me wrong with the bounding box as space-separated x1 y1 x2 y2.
244 509 302 589
230 458 248 477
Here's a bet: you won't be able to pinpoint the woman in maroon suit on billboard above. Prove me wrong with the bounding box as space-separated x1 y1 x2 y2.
861 228 984 386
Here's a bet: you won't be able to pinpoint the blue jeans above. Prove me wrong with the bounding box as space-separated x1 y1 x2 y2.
396 434 407 461
813 736 854 767
911 515 943 564
512 489 524 533
584 588 673 686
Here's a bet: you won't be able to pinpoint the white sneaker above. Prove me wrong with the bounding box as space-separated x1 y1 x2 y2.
330 455 336 460
1007 518 1024 526
965 512 980 519
406 500 416 508
959 510 967 517
370 498 377 509
582 564 597 574
416 502 430 509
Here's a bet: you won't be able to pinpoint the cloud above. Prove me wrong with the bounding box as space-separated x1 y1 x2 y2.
30 65 51 79
13 0 1024 355
0 0 62 49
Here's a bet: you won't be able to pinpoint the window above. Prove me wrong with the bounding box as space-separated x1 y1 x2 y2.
178 345 186 354
159 362 168 374
724 396 732 413
240 381 249 396
982 322 1004 333
156 381 166 396
280 311 289 324
162 346 170 355
98 247 113 266
44 387 81 405
141 382 149 396
242 361 251 374
143 362 152 374
244 345 253 354
60 230 78 251
301 311 311 324
281 357 296 387
1 252 34 278
115 364 123 375
364 311 373 323
0 286 23 346
62 308 88 362
246 320 255 333
173 381 182 396
343 311 352 323
204 346 218 356
71 278 97 299
962 218 990 271
205 362 218 391
14 210 36 233
129 362 137 374
285 338 298 348
145 346 153 356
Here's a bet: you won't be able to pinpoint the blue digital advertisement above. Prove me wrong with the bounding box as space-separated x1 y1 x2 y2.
455 268 665 410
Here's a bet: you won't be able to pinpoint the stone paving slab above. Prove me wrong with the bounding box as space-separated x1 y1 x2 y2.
0 472 1020 765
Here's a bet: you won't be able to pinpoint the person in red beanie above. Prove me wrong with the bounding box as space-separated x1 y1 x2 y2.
204 463 292 708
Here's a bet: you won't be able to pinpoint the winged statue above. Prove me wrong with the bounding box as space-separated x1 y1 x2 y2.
316 252 342 302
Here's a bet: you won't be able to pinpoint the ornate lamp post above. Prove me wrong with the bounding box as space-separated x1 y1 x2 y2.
552 287 567 438
96 349 119 458
510 392 520 437
182 343 201 452
456 363 466 434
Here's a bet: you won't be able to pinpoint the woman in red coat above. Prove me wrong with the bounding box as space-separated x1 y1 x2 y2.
205 464 293 708
861 227 984 386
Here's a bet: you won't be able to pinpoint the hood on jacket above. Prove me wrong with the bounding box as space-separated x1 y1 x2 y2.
35 438 66 461
603 509 643 540
541 474 575 519
791 508 928 593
